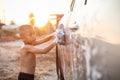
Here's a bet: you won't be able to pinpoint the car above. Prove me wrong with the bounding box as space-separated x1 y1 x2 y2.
56 0 120 80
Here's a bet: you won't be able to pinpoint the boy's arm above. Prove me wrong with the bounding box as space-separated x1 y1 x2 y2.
24 39 57 54
33 33 54 45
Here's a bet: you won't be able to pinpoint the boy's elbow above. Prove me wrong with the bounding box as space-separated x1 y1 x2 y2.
41 49 49 54
36 49 48 54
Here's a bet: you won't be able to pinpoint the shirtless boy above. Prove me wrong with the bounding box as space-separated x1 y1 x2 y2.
18 25 58 80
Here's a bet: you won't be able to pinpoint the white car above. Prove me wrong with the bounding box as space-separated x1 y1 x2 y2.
57 0 120 80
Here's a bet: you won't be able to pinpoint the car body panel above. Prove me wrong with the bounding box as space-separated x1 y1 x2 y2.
57 0 120 80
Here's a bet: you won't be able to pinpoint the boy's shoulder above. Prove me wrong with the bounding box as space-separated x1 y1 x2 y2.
20 44 33 52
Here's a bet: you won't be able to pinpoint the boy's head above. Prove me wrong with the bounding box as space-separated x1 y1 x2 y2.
19 25 36 44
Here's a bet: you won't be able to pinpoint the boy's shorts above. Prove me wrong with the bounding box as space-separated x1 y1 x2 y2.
18 72 34 80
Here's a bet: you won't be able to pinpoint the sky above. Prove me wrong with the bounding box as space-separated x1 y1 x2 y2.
0 0 71 26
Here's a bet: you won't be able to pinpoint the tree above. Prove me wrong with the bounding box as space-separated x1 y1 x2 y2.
10 20 15 25
28 13 35 26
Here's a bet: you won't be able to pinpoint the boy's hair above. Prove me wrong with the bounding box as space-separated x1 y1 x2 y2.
19 24 34 31
19 24 36 39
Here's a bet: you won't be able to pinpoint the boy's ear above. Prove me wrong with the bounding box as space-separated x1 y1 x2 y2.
16 33 20 38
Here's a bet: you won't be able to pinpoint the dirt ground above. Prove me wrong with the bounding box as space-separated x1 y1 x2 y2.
0 42 57 80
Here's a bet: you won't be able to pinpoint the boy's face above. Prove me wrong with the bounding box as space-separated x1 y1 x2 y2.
19 25 36 44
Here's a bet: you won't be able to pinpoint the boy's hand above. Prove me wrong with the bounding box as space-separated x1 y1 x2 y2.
56 29 61 34
52 29 62 36
52 35 59 44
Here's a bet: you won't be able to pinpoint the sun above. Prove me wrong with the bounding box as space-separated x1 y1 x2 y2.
34 13 50 28
27 2 51 28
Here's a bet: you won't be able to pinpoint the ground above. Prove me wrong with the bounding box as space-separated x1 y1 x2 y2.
0 41 57 80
